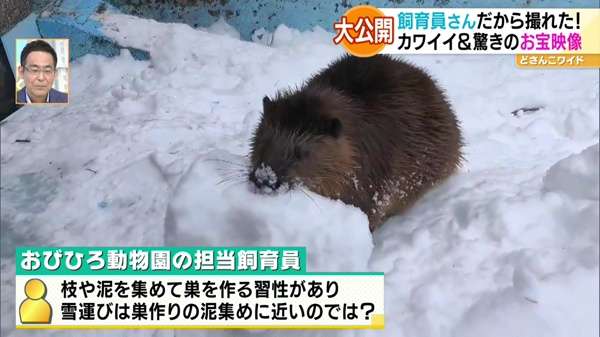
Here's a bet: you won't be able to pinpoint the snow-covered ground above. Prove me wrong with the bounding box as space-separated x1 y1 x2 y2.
1 12 598 337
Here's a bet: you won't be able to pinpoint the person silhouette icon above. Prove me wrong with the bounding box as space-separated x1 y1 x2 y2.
19 278 52 324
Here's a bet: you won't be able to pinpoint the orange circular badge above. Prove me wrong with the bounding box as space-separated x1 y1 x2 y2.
333 5 393 57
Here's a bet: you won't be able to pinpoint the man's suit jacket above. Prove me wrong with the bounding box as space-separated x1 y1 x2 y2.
17 87 68 104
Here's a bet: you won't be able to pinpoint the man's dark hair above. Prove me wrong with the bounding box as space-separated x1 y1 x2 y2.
20 40 57 68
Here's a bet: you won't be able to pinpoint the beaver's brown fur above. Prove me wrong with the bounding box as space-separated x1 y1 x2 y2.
249 54 463 231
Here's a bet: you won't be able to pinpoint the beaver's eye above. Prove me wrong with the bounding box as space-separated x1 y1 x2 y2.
319 118 342 138
294 146 307 160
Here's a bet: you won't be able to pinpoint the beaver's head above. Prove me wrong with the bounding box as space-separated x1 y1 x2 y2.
249 87 356 195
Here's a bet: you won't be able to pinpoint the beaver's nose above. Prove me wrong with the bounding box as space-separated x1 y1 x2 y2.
261 179 280 190
253 176 281 190
249 167 281 190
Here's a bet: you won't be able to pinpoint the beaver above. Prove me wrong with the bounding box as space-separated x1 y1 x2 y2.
248 54 463 232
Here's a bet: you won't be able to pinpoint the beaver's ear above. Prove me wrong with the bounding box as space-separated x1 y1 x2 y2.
262 96 273 114
323 118 342 138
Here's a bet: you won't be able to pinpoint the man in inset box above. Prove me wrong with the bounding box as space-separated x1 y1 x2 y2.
16 40 68 104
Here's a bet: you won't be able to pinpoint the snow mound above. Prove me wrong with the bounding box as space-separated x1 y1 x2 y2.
205 17 241 39
167 151 372 272
543 143 599 200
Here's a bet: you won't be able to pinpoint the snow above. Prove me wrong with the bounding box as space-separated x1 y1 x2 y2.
544 143 599 200
1 12 598 337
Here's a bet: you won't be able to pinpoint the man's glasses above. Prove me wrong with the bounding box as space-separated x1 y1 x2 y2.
23 65 55 77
